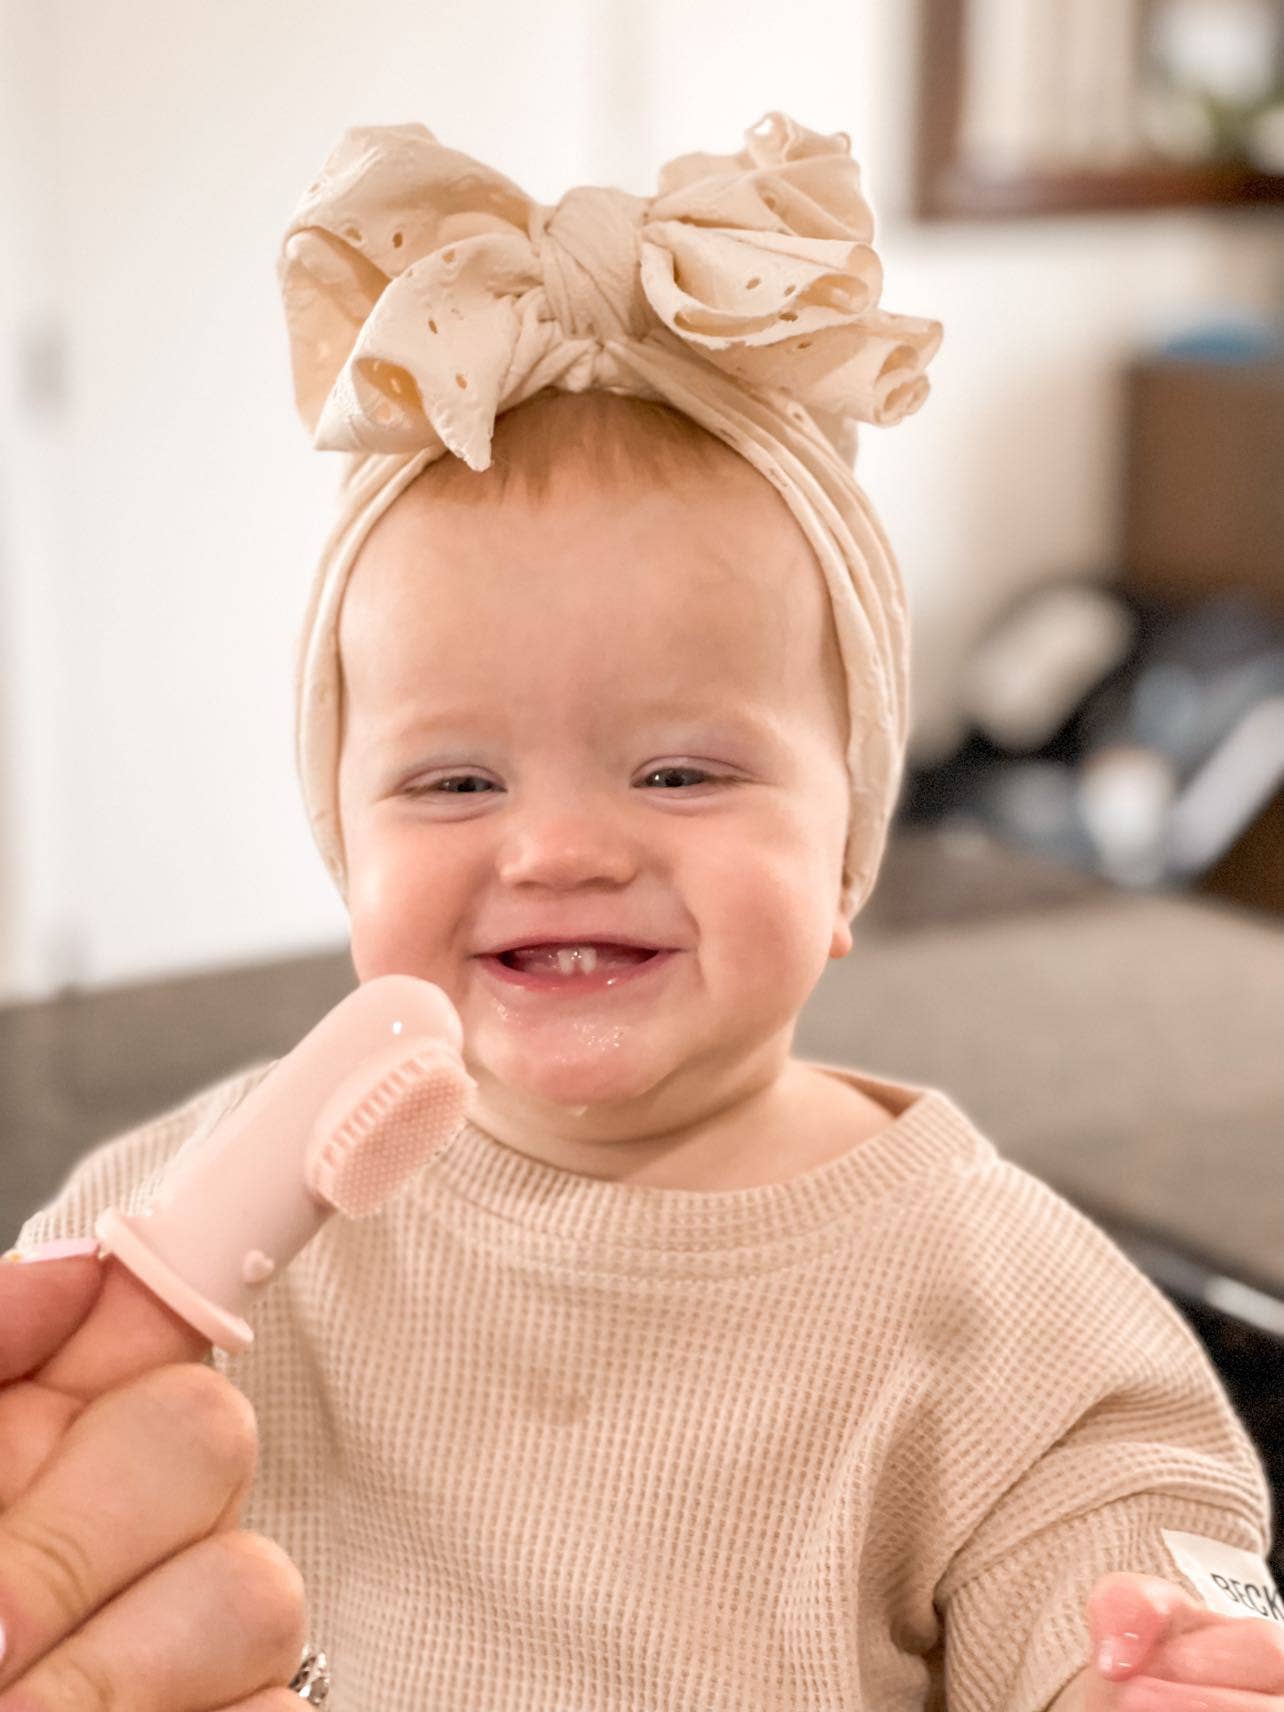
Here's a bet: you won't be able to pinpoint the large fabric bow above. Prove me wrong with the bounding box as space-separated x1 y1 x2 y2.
277 111 942 470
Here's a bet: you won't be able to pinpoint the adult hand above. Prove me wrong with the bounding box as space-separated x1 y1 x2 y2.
0 1242 307 1709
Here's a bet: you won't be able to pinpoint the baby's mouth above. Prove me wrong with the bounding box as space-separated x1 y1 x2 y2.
498 944 656 976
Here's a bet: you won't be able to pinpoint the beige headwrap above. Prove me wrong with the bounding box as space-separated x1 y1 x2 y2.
279 110 941 920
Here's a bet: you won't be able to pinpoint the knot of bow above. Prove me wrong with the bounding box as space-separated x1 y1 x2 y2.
278 110 942 471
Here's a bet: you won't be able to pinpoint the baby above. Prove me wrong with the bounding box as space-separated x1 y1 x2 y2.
336 388 892 1189
4 113 1281 1712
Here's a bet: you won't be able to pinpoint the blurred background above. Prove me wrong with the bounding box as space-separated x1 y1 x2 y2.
1 0 1281 1571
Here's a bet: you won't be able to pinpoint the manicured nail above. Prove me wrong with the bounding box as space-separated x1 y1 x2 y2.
2 1236 101 1263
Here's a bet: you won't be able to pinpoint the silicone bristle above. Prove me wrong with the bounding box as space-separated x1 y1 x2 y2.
307 1045 471 1217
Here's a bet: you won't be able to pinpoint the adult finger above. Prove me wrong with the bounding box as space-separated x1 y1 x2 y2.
212 1696 310 1711
0 1253 105 1384
0 1363 257 1696
35 1251 214 1401
0 1255 113 1505
1 1528 306 1712
0 1252 219 1506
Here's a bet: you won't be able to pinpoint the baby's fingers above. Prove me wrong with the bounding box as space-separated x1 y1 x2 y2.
1116 1678 1284 1711
1145 1617 1284 1695
0 1364 256 1693
0 1528 307 1712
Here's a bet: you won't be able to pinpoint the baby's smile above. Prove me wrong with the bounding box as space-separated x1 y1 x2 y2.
475 940 677 990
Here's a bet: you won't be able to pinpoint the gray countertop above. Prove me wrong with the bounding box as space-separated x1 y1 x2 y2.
800 840 1283 1306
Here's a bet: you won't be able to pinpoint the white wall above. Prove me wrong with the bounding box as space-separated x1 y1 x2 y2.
1 0 611 998
1 0 1281 1002
0 3 68 997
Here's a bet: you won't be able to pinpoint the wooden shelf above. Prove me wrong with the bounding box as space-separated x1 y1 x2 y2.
915 0 1284 221
922 158 1284 220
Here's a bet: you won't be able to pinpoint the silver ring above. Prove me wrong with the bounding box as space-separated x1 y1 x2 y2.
289 1642 331 1705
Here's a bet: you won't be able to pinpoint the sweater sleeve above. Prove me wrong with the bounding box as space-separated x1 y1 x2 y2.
930 1163 1276 1712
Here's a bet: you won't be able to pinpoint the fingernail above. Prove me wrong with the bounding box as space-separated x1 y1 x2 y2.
1097 1636 1138 1675
1098 1628 1144 1676
2 1236 101 1263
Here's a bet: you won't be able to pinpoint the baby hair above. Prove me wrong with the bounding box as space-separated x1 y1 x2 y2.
407 385 745 506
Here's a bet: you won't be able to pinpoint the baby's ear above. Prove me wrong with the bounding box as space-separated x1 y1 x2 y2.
829 916 853 959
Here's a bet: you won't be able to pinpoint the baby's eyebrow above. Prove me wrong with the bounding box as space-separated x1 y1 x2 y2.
384 701 781 745
622 701 783 746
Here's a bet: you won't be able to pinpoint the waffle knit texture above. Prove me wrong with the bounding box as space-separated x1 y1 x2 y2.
17 1057 1274 1712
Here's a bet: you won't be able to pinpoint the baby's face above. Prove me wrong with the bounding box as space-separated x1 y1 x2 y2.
336 455 853 1160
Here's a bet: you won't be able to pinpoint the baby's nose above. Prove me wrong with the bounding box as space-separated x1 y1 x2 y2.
496 811 642 889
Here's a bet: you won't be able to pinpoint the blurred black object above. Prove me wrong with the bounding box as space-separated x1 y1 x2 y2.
902 583 1284 913
1170 1293 1284 1588
1106 1219 1284 1587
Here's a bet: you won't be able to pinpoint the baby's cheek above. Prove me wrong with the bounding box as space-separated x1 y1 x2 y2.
348 914 404 983
348 910 402 983
345 840 448 981
697 859 825 1010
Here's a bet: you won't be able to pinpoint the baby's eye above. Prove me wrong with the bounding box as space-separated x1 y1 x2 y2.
404 767 729 796
640 766 725 789
405 774 495 796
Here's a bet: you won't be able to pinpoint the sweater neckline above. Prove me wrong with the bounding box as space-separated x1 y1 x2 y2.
419 1062 994 1253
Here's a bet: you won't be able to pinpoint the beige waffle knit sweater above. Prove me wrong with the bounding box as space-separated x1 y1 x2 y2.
16 1057 1274 1712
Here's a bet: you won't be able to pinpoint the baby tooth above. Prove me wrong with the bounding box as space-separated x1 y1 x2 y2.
554 946 598 975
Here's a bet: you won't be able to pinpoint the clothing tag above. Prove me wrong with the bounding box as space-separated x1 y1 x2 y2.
1162 1530 1283 1622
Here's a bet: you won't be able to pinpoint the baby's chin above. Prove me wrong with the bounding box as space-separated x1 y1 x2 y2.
464 1023 679 1121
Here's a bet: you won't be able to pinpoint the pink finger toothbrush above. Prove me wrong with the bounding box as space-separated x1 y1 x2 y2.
93 974 476 1354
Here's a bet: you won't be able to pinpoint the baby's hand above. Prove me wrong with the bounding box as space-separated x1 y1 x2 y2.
1078 1570 1284 1708
0 1244 307 1709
